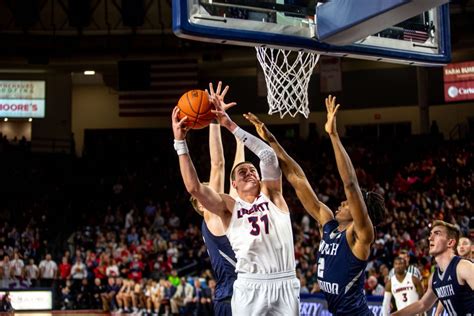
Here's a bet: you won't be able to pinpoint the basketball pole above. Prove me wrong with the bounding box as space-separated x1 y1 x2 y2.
417 67 430 135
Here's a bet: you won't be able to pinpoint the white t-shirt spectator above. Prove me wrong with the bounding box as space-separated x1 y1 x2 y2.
0 261 12 279
70 261 87 279
39 260 58 279
10 259 24 277
25 263 40 280
106 264 119 277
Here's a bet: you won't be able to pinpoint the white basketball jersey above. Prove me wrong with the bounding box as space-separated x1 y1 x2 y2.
391 272 419 310
226 193 295 274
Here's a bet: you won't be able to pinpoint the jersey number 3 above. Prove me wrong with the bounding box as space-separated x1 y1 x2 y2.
248 215 269 236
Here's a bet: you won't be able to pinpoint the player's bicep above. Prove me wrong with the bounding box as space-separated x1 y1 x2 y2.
194 185 229 216
346 186 374 243
458 259 474 289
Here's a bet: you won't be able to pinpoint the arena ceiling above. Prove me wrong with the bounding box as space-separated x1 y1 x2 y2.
0 0 472 74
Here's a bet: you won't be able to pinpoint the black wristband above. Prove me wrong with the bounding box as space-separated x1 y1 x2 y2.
210 119 219 124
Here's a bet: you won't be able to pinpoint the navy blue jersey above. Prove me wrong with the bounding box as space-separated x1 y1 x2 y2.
202 220 237 301
317 220 370 315
432 256 474 315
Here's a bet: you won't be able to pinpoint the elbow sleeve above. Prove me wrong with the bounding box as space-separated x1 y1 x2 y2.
233 127 281 181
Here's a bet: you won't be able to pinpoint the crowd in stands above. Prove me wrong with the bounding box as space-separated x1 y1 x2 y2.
0 128 472 314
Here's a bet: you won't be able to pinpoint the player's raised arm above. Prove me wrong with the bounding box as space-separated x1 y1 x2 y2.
207 81 236 193
208 122 224 193
325 95 374 246
172 106 231 217
244 112 333 225
210 92 287 210
392 274 438 315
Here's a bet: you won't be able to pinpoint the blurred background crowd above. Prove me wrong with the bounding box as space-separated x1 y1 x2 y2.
0 126 472 315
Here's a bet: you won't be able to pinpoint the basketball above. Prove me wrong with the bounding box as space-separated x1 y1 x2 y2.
177 89 216 129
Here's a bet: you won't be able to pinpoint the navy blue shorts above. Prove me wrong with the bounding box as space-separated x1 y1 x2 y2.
213 298 232 316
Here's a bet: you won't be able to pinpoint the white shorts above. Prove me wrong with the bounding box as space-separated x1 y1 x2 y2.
232 270 300 316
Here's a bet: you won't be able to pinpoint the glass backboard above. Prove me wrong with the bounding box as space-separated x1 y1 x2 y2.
173 0 450 66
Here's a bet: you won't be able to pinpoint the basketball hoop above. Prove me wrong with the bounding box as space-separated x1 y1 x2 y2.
256 47 319 118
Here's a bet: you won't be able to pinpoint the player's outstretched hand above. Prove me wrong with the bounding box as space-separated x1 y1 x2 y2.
210 87 235 129
172 106 189 140
324 95 341 136
206 81 237 114
243 112 274 142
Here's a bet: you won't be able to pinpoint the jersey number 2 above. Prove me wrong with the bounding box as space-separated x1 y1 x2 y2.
317 258 325 278
248 215 269 236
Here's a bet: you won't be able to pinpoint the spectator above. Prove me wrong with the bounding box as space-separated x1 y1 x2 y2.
39 254 57 288
0 291 13 312
58 257 71 285
70 257 87 283
365 276 385 296
170 277 193 315
24 258 39 287
192 278 212 316
9 253 24 281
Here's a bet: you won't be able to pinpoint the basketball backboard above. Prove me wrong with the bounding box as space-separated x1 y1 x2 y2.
173 0 450 66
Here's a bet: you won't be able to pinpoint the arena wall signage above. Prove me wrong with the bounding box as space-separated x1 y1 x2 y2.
0 290 52 310
444 61 474 102
300 294 441 315
0 80 46 118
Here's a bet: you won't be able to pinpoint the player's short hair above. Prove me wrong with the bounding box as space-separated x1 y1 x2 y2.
361 189 385 227
230 161 256 181
432 220 460 246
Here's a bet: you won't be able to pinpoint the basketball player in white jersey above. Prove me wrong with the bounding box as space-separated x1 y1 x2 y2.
382 256 423 315
172 86 299 315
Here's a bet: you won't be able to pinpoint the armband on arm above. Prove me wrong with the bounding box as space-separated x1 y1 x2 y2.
233 127 281 180
173 139 189 155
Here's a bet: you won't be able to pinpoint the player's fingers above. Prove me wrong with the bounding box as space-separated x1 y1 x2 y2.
334 104 341 114
215 81 222 96
178 116 188 126
224 102 237 110
209 82 215 96
172 106 179 120
221 85 229 98
247 112 260 122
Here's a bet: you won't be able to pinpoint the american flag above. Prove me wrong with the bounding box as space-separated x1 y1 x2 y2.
118 59 198 117
402 29 429 43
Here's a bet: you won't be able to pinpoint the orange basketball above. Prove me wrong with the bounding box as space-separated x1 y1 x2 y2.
176 90 216 129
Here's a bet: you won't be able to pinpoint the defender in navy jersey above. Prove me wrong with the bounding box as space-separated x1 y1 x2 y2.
245 96 386 315
189 81 242 316
393 220 474 316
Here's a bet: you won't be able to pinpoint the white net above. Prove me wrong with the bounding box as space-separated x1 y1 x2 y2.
256 47 319 118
